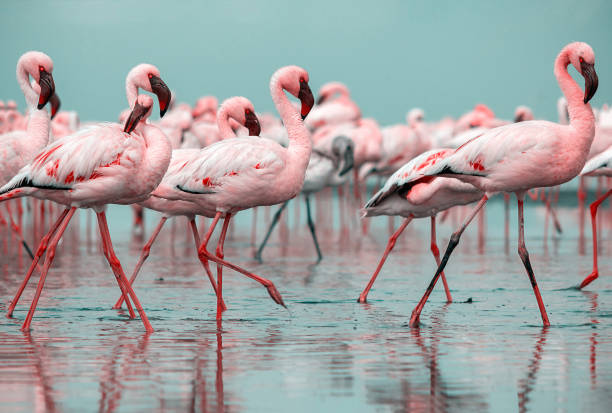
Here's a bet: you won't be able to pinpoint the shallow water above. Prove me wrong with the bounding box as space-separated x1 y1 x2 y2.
0 191 611 412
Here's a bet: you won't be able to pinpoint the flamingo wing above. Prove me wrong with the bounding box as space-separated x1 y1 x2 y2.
2 123 143 193
166 137 284 195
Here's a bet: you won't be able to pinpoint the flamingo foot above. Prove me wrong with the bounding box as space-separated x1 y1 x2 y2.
579 270 598 290
266 284 286 308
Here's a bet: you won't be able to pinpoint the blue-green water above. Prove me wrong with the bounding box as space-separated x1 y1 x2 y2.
0 193 611 412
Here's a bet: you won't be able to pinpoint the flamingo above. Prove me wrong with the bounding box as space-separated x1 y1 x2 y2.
577 145 612 289
357 149 484 303
112 96 262 310
402 42 598 327
305 81 361 129
152 65 315 320
1 63 173 332
254 134 355 262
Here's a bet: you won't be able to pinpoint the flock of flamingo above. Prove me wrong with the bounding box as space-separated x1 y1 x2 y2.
0 41 610 333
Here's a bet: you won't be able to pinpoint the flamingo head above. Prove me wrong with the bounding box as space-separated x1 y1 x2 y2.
127 63 172 117
124 94 153 134
192 96 218 120
331 135 355 176
514 106 534 122
18 51 56 110
567 42 598 104
316 81 350 105
407 108 425 127
220 96 261 136
273 66 314 120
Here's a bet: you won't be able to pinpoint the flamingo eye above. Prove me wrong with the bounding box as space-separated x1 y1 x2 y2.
299 77 305 83
39 65 45 72
579 57 584 63
245 108 251 114
148 73 153 79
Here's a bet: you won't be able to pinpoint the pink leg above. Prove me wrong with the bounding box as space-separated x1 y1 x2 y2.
96 211 153 332
197 212 286 308
7 208 70 318
189 218 226 311
431 216 452 303
21 208 76 331
357 216 412 303
409 195 489 328
504 193 510 247
215 214 232 320
580 189 612 289
113 216 167 309
578 176 587 249
516 196 550 326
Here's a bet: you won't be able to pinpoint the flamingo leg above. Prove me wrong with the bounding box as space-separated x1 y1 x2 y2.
305 196 323 263
189 218 226 311
7 208 70 318
5 203 34 260
357 216 412 303
198 212 286 308
504 193 510 251
113 216 167 309
578 176 587 248
254 201 288 263
517 195 550 326
431 216 452 303
409 195 489 328
580 189 612 289
215 214 231 320
21 208 76 331
96 211 153 332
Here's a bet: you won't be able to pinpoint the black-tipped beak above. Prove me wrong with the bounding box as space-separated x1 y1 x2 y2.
149 75 172 117
49 93 61 119
124 102 150 134
581 62 598 104
245 110 261 136
298 81 314 120
316 95 327 105
339 146 354 176
37 70 55 110
514 113 525 123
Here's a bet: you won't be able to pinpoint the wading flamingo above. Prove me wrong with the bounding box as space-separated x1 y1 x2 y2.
1 64 173 332
357 149 484 303
402 42 599 327
113 96 262 310
152 65 315 320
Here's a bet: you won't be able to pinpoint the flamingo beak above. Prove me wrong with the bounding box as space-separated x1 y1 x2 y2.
149 75 172 117
339 146 354 176
37 70 55 110
514 113 525 123
124 101 149 134
581 62 598 104
316 94 327 105
245 110 261 136
298 81 314 120
49 93 61 119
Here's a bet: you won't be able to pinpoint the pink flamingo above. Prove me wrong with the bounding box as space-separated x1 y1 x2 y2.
192 96 218 123
404 42 598 327
577 145 612 289
305 81 361 129
357 149 483 303
153 65 315 320
1 63 173 332
112 96 262 310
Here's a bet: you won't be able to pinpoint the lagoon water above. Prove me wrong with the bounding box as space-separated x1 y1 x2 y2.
0 192 611 412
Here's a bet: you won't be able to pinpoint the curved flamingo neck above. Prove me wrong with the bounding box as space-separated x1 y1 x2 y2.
16 63 38 108
125 73 140 109
26 109 50 150
554 49 595 134
270 76 311 168
216 103 237 140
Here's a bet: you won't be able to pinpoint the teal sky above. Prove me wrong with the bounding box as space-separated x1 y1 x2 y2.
1 0 611 124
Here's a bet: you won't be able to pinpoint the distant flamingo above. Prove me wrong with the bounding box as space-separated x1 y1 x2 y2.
305 81 361 129
153 65 315 320
254 135 355 262
1 63 173 332
403 42 598 327
357 149 483 303
113 96 262 310
577 145 612 289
